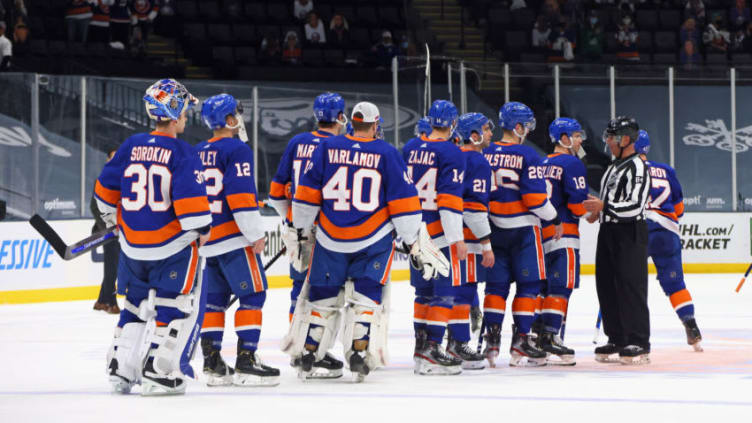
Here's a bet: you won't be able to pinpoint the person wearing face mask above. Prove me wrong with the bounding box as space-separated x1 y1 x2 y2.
580 12 604 61
371 30 399 68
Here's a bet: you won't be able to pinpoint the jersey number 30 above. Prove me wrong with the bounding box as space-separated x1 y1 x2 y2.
322 166 381 212
121 164 172 211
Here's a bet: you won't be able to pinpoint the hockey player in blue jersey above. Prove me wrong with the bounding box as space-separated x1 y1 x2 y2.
95 79 211 395
415 116 432 138
538 118 590 365
402 100 467 375
287 101 448 382
481 102 563 367
268 92 347 378
635 130 703 351
195 94 281 387
444 112 496 370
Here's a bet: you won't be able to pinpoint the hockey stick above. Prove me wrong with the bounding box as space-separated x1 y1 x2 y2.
29 214 118 260
423 43 431 116
227 246 287 307
592 310 602 344
734 262 752 293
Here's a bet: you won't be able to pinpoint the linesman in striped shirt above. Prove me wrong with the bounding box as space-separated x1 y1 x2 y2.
583 116 652 365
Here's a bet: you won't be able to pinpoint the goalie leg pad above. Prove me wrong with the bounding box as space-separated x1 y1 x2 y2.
342 280 390 370
301 286 344 361
108 323 147 393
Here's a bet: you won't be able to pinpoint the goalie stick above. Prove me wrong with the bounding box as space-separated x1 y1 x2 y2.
29 214 117 260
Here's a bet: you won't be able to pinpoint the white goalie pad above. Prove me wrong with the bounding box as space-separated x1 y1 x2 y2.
281 280 344 361
341 280 391 370
410 223 450 280
285 226 315 273
107 290 157 389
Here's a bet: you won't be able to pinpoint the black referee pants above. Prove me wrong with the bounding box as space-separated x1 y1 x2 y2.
595 221 650 350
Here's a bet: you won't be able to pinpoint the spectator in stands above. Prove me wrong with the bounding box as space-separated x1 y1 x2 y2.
729 0 750 31
616 15 639 61
680 40 701 67
329 13 350 47
283 31 302 65
0 21 11 71
532 16 551 49
680 17 700 46
89 0 114 44
110 0 130 49
703 14 730 52
686 0 706 25
580 11 605 61
260 33 282 65
131 0 159 55
66 0 94 43
548 19 576 61
294 0 314 22
305 11 326 44
371 30 399 68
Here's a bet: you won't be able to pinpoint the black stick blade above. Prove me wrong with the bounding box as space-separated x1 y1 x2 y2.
29 214 68 259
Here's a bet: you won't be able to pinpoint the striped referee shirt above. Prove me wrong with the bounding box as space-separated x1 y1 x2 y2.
598 153 651 223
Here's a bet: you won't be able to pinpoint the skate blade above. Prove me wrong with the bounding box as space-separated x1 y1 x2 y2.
594 354 620 363
546 355 576 366
510 350 547 367
306 367 344 379
109 376 134 394
461 360 486 370
414 359 462 376
691 341 704 352
619 355 650 365
205 373 234 387
234 373 280 387
140 380 186 396
351 372 366 383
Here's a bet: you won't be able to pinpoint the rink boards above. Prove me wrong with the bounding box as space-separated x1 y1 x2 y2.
0 213 750 304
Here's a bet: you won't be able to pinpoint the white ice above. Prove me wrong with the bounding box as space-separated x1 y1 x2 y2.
1 274 751 423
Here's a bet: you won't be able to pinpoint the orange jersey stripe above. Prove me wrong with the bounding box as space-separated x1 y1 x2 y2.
387 196 421 215
450 304 470 320
295 185 322 205
489 200 527 215
202 311 225 329
244 246 265 293
414 302 429 319
522 192 547 208
483 294 506 311
181 242 199 294
208 220 241 242
543 296 568 313
654 208 679 222
512 297 536 313
466 253 477 283
542 222 580 239
566 247 576 289
674 201 685 217
318 207 389 240
463 227 479 241
95 180 120 205
533 226 546 280
235 309 262 327
226 192 258 210
437 193 463 211
567 202 587 217
269 181 287 199
670 289 692 309
426 305 451 323
118 210 183 245
380 243 396 285
450 244 461 286
426 220 443 237
464 201 487 212
173 196 210 217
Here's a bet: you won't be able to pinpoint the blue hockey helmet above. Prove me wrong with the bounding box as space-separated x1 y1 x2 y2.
426 100 458 128
635 129 650 154
414 116 432 137
457 112 492 144
143 78 198 121
201 93 243 130
549 117 586 145
498 101 536 133
313 92 346 123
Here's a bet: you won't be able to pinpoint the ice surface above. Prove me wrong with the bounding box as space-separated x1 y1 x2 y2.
1 274 751 422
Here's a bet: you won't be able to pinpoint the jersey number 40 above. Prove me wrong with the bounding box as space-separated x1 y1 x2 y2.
322 166 381 212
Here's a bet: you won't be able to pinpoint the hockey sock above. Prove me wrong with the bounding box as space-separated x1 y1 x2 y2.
471 288 479 309
448 304 471 343
289 280 304 322
669 289 695 322
414 296 430 335
533 294 544 326
235 292 266 351
542 296 568 333
482 294 506 326
201 311 225 348
511 296 536 334
425 305 450 343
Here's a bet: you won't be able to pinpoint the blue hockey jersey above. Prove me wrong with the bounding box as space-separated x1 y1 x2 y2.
540 153 588 252
194 136 264 257
269 129 336 223
293 134 422 252
645 160 684 235
461 147 492 254
483 142 557 229
95 131 211 260
402 134 465 248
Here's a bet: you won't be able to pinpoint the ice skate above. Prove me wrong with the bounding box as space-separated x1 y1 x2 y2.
414 340 462 375
348 349 370 383
509 326 547 367
292 352 344 379
413 329 428 362
201 338 234 386
619 345 650 365
234 340 280 387
470 306 483 334
482 324 501 367
594 343 621 363
683 318 703 352
539 332 575 366
141 356 186 396
447 338 486 370
107 356 135 394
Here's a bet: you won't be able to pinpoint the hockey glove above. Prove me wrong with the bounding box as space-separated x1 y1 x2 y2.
284 226 314 273
404 223 450 280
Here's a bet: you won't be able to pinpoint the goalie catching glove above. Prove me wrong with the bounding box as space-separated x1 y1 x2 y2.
281 225 314 273
402 223 450 280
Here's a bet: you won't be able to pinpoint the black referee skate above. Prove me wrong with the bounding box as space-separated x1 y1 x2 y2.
414 340 462 375
201 338 234 386
482 324 502 368
683 318 703 352
619 345 650 365
594 343 621 363
539 332 575 366
447 339 486 370
141 356 186 396
509 325 547 367
234 340 280 386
